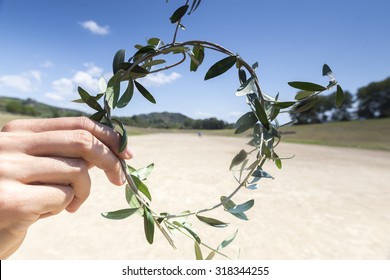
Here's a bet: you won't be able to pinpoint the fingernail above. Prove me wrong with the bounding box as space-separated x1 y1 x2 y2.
125 146 136 159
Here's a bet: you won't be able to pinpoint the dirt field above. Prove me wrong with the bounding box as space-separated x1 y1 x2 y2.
9 133 390 260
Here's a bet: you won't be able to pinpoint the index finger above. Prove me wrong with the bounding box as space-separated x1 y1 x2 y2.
2 117 135 159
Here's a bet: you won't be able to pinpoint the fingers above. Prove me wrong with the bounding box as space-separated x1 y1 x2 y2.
1 181 74 220
1 154 92 212
18 130 127 186
1 116 135 160
21 156 92 212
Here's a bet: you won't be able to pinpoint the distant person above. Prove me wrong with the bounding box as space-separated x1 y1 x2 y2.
197 131 202 137
0 117 135 259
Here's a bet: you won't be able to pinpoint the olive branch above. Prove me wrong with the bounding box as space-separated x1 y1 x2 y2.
75 0 344 259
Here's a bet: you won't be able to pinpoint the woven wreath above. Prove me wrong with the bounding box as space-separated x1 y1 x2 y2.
75 1 343 259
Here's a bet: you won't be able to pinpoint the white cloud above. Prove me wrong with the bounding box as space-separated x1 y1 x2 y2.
45 63 101 102
80 20 110 35
41 60 54 68
0 70 42 92
141 72 181 87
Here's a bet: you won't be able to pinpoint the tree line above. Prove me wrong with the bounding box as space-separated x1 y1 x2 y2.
291 76 390 124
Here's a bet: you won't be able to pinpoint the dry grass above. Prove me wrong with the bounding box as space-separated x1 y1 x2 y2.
280 118 390 151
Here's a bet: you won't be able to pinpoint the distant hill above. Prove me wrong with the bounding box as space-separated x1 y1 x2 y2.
0 96 232 130
0 96 85 118
118 112 232 129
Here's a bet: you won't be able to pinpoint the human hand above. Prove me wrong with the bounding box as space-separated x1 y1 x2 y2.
0 116 134 258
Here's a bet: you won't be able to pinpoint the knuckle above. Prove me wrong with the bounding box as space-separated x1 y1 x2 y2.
64 158 89 174
1 120 20 132
73 130 95 152
78 116 95 132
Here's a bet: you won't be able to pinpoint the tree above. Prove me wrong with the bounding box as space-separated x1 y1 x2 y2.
357 77 390 118
289 94 332 124
289 91 353 124
329 90 354 121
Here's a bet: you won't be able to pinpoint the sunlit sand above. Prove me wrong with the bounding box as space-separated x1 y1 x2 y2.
10 134 390 259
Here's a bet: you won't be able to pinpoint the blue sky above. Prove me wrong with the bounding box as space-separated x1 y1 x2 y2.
0 0 389 123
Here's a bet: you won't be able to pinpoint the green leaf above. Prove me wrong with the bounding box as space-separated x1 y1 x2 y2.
273 101 296 109
205 251 216 260
204 56 237 80
235 76 256 96
234 112 258 134
336 85 344 108
189 0 202 14
142 59 166 69
322 64 332 77
288 81 327 92
133 45 156 59
118 62 150 75
295 96 318 113
126 165 137 174
113 49 126 74
194 241 203 260
105 72 122 109
217 229 238 250
133 163 154 180
295 91 314 100
147 37 161 47
143 207 155 244
238 159 249 182
173 221 201 244
98 77 107 92
101 208 139 220
170 4 189 23
131 175 152 201
196 215 229 228
246 184 259 190
77 86 103 111
270 107 280 121
220 196 249 220
238 69 247 84
117 79 134 108
253 98 270 130
111 118 127 153
274 154 282 169
89 110 106 122
252 168 274 179
190 44 204 72
134 80 156 104
229 149 247 170
125 184 143 215
226 199 254 214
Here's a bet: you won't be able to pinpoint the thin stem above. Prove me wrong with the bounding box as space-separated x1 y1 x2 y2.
164 220 232 259
148 52 187 74
172 19 181 44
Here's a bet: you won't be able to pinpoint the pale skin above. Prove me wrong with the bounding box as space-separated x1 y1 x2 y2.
0 116 135 259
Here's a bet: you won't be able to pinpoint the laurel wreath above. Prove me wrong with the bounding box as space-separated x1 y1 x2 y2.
75 0 343 259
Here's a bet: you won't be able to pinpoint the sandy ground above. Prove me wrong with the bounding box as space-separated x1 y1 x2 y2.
9 133 390 260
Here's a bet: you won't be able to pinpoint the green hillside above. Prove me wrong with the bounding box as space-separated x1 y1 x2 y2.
0 96 85 118
0 96 231 130
280 118 390 150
